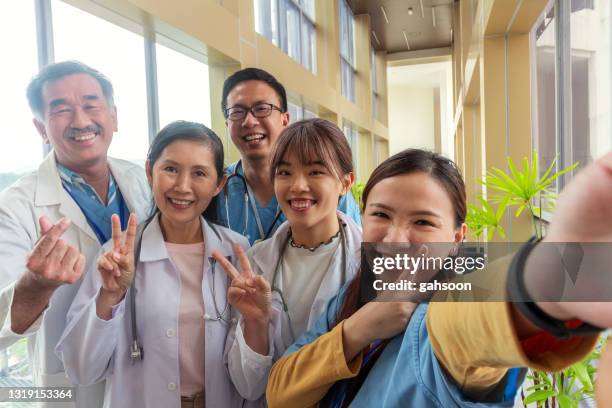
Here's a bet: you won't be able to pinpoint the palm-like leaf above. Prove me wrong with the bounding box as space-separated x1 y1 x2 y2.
483 150 578 220
465 196 507 240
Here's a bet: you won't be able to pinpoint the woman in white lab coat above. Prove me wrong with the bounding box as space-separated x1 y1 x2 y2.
57 121 248 408
216 118 362 402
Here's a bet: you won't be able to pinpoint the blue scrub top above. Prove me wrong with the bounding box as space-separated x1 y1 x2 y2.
285 288 526 408
215 161 362 245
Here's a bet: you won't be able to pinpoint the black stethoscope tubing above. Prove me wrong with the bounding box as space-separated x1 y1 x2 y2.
128 216 226 363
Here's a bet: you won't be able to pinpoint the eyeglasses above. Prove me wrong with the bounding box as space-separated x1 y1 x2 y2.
225 102 284 121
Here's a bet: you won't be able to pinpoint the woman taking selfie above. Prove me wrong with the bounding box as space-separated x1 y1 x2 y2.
266 148 609 407
58 121 248 408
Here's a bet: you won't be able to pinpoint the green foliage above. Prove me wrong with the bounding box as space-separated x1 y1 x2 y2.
466 196 507 240
466 150 578 240
483 150 577 238
351 181 365 211
523 334 607 407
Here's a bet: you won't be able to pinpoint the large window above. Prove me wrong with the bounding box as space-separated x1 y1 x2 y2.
339 0 356 102
0 1 40 389
52 0 149 164
254 0 317 73
156 37 211 129
533 0 610 190
0 1 42 191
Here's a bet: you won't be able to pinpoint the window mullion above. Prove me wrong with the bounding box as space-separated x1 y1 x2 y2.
35 0 54 67
34 0 54 157
143 15 160 143
554 0 572 189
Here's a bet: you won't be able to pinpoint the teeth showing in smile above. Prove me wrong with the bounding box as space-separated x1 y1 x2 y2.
169 198 193 206
244 134 265 142
290 199 315 209
73 132 96 141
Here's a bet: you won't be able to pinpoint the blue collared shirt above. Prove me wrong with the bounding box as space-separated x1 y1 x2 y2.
57 163 129 244
215 161 362 245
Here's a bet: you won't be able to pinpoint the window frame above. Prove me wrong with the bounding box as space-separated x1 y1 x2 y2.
255 0 317 73
532 0 611 192
339 0 356 102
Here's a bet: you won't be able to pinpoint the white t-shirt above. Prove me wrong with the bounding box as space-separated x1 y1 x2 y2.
280 235 341 343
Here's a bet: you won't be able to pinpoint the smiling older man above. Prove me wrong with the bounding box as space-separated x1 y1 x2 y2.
0 61 150 407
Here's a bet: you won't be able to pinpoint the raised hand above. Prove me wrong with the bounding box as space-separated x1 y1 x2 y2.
342 301 417 362
527 152 612 328
545 151 612 243
25 216 85 288
11 216 86 334
212 244 272 325
97 213 137 299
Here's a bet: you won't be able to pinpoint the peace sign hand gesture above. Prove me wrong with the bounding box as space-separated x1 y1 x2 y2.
212 244 272 326
97 213 137 300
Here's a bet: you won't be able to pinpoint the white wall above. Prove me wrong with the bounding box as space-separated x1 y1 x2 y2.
388 86 436 154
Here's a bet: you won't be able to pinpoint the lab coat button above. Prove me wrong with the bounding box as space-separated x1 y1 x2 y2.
168 382 176 391
166 328 176 337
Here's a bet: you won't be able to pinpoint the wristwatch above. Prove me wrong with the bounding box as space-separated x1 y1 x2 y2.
507 237 603 340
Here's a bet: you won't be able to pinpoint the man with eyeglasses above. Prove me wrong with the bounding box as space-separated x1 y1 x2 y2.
216 67 361 244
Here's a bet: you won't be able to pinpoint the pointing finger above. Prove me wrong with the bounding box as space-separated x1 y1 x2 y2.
211 250 240 281
233 244 254 278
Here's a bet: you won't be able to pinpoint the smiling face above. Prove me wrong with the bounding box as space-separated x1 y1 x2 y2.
225 80 289 162
274 151 351 240
147 140 224 238
363 172 466 245
33 73 117 172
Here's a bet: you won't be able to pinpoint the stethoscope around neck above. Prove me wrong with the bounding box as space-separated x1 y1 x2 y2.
127 215 231 364
270 221 348 343
223 160 282 242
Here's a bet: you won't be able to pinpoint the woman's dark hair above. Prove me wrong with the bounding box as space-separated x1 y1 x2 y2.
146 120 224 224
269 118 354 185
337 149 467 324
362 149 466 227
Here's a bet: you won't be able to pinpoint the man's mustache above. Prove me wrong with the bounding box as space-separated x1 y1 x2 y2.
64 125 102 139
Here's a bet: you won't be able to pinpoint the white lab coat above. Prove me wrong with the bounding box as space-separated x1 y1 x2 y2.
0 152 151 408
57 215 250 408
225 211 362 402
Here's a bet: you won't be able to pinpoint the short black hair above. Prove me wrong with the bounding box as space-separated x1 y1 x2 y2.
221 67 287 117
26 60 115 119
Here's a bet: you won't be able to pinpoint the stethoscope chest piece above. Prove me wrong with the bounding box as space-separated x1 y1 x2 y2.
130 340 143 364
